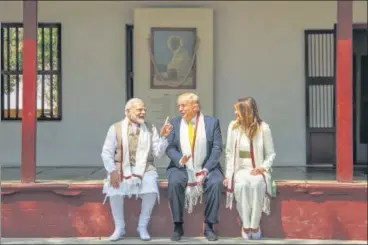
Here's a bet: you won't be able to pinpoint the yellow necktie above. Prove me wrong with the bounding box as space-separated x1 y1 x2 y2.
188 120 194 148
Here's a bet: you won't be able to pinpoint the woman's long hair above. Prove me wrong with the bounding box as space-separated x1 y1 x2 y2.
232 97 262 140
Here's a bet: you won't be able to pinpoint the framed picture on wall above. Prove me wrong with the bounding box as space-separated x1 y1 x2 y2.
149 27 198 89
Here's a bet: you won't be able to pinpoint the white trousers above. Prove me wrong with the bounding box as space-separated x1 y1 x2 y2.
234 168 266 229
109 192 157 231
108 171 159 232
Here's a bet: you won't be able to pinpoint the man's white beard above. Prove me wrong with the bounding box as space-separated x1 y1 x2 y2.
129 114 145 125
136 118 145 125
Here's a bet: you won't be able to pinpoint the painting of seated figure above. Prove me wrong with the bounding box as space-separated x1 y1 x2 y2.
149 27 197 89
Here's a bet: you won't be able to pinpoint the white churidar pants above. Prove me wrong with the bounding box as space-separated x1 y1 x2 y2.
108 170 159 240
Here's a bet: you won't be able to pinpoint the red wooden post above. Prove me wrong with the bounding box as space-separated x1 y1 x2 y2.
336 0 353 182
21 0 38 183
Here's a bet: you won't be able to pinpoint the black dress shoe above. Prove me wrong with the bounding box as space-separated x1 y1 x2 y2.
171 223 184 241
204 229 218 241
204 223 218 241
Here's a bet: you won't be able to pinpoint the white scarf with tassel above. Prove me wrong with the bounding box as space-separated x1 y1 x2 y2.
180 113 207 214
225 130 240 210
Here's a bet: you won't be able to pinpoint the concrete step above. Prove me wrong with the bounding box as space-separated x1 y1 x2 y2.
1 237 367 244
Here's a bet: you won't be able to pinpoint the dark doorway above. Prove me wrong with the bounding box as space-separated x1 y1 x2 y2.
353 27 368 166
126 24 134 101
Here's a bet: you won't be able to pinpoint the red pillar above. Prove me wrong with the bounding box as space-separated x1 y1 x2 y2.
21 0 38 183
336 0 353 182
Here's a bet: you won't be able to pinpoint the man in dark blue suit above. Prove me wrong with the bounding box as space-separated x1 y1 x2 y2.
165 93 223 241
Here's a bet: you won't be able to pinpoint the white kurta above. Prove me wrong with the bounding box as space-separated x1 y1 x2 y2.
101 122 168 199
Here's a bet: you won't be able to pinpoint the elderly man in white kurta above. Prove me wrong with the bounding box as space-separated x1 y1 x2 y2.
224 97 276 240
101 98 172 241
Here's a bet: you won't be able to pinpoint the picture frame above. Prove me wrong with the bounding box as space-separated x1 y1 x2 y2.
149 27 197 89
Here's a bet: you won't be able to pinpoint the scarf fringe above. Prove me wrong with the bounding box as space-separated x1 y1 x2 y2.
184 185 203 214
102 176 143 204
262 194 271 215
225 174 234 210
225 192 234 210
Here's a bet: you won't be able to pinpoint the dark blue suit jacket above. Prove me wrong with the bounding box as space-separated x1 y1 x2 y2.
166 115 223 173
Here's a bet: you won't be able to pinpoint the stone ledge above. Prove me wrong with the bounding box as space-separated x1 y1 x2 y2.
1 182 367 240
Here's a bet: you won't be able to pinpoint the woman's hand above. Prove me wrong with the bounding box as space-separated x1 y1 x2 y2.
250 167 266 175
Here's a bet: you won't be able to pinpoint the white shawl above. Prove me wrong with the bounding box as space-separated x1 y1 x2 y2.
180 113 207 214
118 117 151 197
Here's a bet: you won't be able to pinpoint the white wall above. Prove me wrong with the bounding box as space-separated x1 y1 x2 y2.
0 1 367 167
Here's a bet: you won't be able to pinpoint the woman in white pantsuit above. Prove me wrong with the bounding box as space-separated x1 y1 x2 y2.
224 97 276 240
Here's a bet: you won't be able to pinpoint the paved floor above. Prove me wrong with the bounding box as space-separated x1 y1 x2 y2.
1 237 367 244
1 166 367 183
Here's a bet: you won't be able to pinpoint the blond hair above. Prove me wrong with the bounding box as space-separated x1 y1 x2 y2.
233 97 262 140
177 92 200 106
